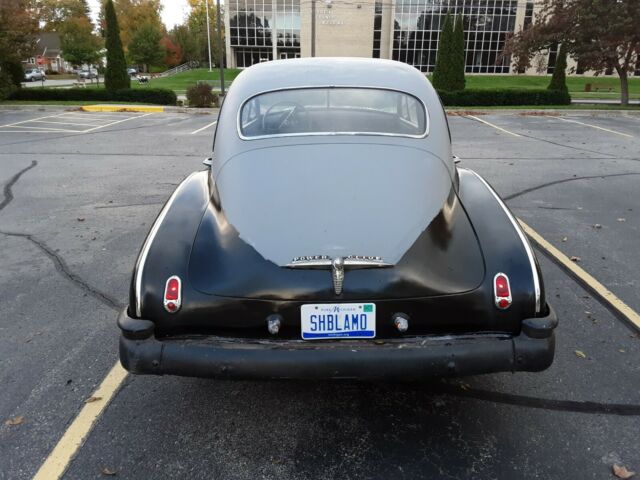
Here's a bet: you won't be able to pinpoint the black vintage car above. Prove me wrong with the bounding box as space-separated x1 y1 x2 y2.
118 58 558 380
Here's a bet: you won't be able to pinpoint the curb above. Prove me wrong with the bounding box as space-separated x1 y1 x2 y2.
81 104 165 113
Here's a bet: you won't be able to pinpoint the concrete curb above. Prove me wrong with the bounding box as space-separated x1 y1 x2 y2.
81 104 165 113
0 104 220 115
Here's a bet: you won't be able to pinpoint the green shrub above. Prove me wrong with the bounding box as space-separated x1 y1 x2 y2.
437 88 572 106
7 87 176 105
186 82 218 107
548 43 569 94
0 71 17 100
104 0 130 90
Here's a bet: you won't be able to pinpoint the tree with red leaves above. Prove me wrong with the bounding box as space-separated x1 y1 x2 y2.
505 0 640 106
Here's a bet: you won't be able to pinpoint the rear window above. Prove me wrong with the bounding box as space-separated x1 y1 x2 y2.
239 87 427 138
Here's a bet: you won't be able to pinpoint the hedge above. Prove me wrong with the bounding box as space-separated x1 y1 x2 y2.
8 87 176 105
437 88 572 106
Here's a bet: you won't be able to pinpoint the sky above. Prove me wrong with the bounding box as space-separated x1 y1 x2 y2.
87 0 192 30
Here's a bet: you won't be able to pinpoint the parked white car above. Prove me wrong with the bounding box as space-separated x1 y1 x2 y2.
24 68 46 82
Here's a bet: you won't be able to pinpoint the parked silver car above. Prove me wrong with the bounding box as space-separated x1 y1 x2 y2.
24 68 46 82
78 69 98 79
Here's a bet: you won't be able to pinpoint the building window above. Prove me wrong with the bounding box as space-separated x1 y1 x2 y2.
372 0 382 58
392 0 517 74
229 0 300 67
523 1 534 30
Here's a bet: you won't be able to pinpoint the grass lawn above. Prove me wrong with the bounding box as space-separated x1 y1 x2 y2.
132 68 242 92
462 75 640 100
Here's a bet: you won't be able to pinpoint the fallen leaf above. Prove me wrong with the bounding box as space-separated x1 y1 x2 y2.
570 256 581 262
5 416 23 426
574 350 587 358
459 382 471 391
617 218 627 222
592 224 602 229
561 236 568 242
85 396 103 403
77 217 85 222
619 349 626 353
101 467 117 476
613 464 635 479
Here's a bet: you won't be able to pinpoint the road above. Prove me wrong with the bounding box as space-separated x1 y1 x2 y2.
21 78 101 88
0 107 638 479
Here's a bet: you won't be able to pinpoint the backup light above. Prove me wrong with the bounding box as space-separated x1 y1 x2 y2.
494 273 512 310
164 276 182 313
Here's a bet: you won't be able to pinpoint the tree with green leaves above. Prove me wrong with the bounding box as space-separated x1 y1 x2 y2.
104 0 129 90
170 24 200 64
60 17 102 68
547 43 568 93
432 14 455 91
128 21 164 72
0 0 37 94
451 15 466 91
506 0 639 106
38 0 91 32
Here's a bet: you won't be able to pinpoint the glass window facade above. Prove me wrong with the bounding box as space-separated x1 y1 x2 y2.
229 0 301 67
372 1 383 58
392 0 518 73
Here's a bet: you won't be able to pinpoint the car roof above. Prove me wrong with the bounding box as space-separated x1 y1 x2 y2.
229 57 432 101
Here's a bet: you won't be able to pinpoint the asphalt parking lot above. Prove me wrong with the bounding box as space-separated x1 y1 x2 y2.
0 107 638 479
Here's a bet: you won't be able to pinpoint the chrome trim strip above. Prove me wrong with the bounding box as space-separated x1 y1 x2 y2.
236 85 431 141
468 169 541 314
134 172 197 317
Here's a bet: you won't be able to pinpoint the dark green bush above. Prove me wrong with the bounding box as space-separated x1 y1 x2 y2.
0 71 17 100
186 82 218 107
437 88 572 106
8 87 176 105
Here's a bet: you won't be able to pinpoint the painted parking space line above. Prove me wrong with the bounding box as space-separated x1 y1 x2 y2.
82 112 154 133
519 220 640 331
466 115 522 137
0 113 67 129
3 125 81 132
190 120 218 135
31 362 128 480
552 116 634 138
28 120 106 127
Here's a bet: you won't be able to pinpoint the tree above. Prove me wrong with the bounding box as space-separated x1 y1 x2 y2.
0 0 38 89
104 0 129 90
547 43 568 93
161 35 183 68
59 16 102 67
187 0 224 64
506 0 640 106
100 0 164 53
128 21 164 72
38 0 91 32
170 24 200 64
432 14 455 91
451 15 466 91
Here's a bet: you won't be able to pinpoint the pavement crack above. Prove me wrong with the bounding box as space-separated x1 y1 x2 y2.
437 383 640 416
504 172 640 201
0 230 123 311
0 160 37 212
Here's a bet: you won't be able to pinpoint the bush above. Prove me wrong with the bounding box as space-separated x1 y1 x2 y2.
437 88 572 106
186 82 218 107
7 87 177 105
0 71 17 100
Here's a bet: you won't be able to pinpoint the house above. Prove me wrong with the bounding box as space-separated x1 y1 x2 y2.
22 32 72 73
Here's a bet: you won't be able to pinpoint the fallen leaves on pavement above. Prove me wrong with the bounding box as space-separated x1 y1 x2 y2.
570 256 581 262
101 467 117 476
85 396 103 403
613 464 635 479
5 416 24 426
574 350 587 358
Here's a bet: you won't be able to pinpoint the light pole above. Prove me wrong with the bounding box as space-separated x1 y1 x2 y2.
216 0 225 95
205 0 213 72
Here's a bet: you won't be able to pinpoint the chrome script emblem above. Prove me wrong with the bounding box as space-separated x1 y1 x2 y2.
286 255 392 295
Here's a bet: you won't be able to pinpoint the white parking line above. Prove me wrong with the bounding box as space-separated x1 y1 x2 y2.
29 120 102 127
190 120 217 135
466 115 522 137
82 112 154 133
0 113 66 129
552 116 634 138
4 125 80 132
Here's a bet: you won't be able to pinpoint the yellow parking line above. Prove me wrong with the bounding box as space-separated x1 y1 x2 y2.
519 220 640 330
31 362 127 480
553 116 634 138
466 115 522 137
82 104 164 113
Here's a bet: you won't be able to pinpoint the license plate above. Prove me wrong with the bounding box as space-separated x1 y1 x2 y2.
300 303 376 340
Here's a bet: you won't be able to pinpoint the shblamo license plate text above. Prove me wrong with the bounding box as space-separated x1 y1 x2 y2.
301 303 376 340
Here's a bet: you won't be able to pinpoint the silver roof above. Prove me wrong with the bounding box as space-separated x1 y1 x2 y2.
227 57 435 101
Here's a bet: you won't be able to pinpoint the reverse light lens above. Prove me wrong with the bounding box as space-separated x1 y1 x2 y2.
494 273 512 310
164 276 182 313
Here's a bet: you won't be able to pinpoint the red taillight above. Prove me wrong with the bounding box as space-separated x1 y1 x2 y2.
164 276 181 313
494 273 512 310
